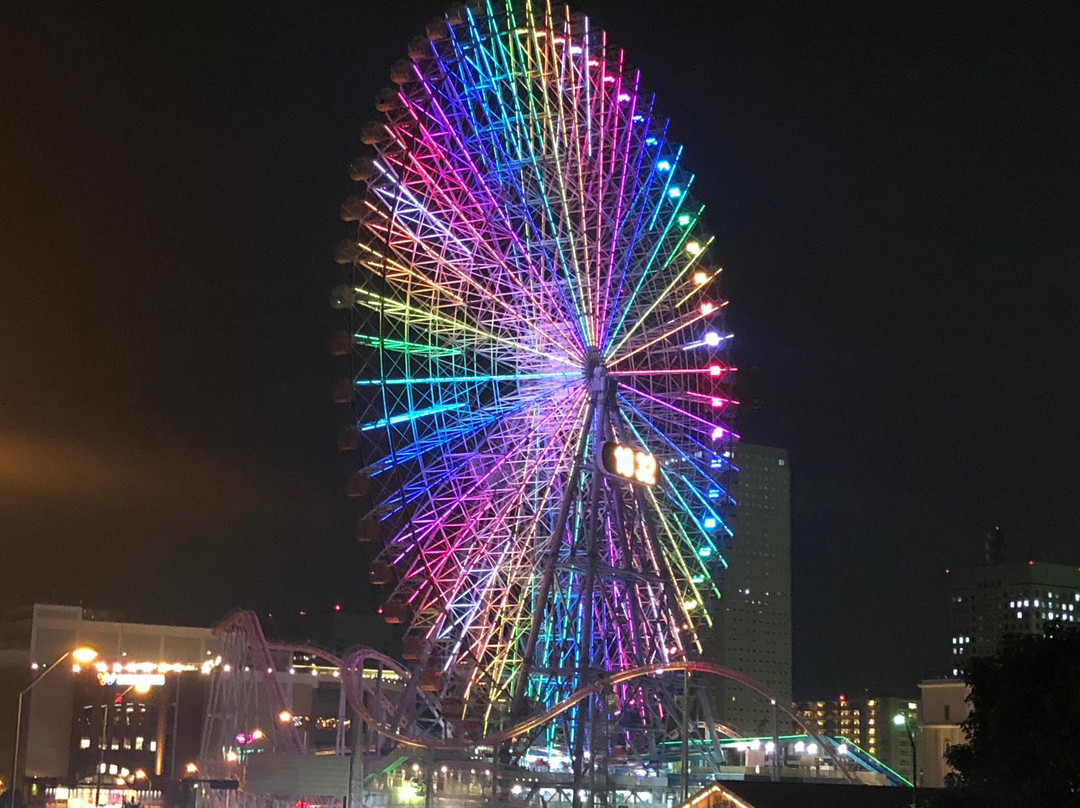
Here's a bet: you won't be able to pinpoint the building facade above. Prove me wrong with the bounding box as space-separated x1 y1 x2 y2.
945 560 1080 676
797 695 920 783
0 604 218 797
704 443 792 734
917 679 970 788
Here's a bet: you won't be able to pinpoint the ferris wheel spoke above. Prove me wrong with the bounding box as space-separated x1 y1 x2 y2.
385 388 587 610
617 381 727 444
400 83 586 351
615 393 729 503
368 172 582 352
605 227 713 359
602 158 700 321
351 287 580 370
359 382 576 508
480 19 596 347
381 125 586 354
605 305 714 368
596 82 650 347
404 398 585 628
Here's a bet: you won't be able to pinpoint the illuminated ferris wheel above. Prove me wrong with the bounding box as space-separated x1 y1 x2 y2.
334 0 736 767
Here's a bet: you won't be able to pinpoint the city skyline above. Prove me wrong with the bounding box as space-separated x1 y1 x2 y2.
2 0 1077 699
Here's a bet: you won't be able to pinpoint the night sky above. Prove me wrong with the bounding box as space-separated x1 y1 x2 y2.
2 0 1077 698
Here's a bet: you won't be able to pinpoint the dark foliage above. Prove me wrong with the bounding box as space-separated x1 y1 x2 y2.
934 626 1080 807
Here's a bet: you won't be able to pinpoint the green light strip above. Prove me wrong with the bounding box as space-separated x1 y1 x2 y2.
352 333 462 358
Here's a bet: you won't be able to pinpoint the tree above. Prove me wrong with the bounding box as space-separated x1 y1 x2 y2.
934 624 1080 807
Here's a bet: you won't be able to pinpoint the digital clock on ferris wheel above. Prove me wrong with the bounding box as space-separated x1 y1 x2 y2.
600 441 658 487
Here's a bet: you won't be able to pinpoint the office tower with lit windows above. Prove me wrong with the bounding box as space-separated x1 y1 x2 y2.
704 443 792 734
945 560 1080 676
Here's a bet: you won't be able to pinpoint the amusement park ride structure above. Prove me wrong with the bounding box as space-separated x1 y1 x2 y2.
201 1 856 805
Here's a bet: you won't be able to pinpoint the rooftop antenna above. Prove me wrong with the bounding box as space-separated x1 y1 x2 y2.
984 525 1005 565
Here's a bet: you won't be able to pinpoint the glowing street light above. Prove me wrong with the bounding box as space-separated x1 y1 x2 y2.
12 647 97 800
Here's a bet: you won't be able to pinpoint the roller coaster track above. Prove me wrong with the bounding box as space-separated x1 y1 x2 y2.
212 610 856 785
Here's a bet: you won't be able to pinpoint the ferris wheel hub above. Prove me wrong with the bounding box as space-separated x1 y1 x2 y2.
582 346 606 382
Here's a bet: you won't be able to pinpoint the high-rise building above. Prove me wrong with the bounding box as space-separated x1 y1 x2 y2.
945 560 1080 676
798 694 920 782
704 443 792 734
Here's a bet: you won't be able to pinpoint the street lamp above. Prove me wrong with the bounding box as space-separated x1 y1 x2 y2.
892 713 918 806
96 684 139 807
133 770 153 791
11 647 97 803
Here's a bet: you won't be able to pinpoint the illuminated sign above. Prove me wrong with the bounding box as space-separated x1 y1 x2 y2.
600 441 657 486
97 672 166 688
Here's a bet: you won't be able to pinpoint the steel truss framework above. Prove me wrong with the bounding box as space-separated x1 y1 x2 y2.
198 612 856 808
331 1 739 803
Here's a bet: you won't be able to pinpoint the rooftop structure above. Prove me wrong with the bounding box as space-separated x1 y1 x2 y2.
945 560 1080 676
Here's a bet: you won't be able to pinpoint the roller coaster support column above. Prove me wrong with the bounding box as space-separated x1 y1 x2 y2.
770 700 780 783
681 668 690 803
346 715 363 808
424 748 433 808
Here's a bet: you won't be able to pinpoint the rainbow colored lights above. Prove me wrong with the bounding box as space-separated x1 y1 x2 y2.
335 0 737 749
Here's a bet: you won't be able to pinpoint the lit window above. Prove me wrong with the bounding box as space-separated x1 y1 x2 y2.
135 737 144 751
80 738 91 749
149 741 157 752
108 765 118 776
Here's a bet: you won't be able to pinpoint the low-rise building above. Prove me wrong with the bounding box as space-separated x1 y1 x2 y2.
917 679 970 788
0 603 218 799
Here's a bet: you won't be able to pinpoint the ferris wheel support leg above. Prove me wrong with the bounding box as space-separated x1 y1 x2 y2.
573 371 607 808
511 394 599 717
